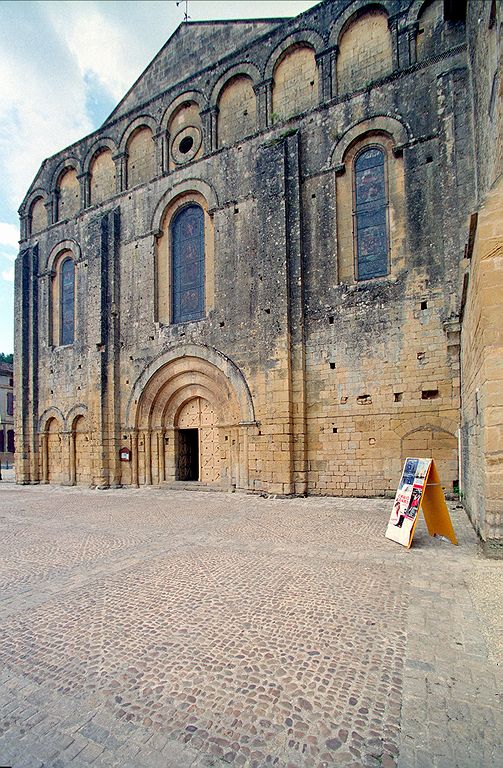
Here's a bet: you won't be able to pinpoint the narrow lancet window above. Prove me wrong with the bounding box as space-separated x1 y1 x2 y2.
171 204 205 323
60 257 75 345
354 147 389 280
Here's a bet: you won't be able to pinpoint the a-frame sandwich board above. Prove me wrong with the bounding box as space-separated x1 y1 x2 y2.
385 457 458 549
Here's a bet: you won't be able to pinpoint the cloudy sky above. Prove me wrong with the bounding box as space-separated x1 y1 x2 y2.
0 0 318 354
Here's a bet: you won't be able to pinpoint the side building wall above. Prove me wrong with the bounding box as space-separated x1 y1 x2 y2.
461 0 503 542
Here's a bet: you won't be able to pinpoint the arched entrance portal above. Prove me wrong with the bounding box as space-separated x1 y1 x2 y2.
131 349 255 489
176 397 220 483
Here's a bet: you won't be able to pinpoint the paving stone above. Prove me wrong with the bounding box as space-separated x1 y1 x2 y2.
0 486 500 768
9 756 44 768
79 722 111 746
78 741 105 763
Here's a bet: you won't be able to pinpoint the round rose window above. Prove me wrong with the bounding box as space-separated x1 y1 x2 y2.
171 125 201 165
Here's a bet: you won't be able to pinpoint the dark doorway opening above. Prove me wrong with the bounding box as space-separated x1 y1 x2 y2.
177 428 199 481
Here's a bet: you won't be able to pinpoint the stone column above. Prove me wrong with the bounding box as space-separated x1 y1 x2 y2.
159 429 166 483
19 214 29 241
329 46 339 99
132 430 139 487
77 171 90 209
61 431 71 485
145 430 152 485
388 14 400 71
316 48 336 103
69 430 76 485
254 79 273 130
154 131 166 176
113 151 127 193
407 22 419 66
162 131 171 173
47 194 58 226
41 433 48 483
200 107 218 153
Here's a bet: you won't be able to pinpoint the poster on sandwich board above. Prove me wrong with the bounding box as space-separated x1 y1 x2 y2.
385 458 457 549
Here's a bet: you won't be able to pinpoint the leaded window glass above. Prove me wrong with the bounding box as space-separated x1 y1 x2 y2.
354 147 389 280
171 205 205 324
60 257 75 345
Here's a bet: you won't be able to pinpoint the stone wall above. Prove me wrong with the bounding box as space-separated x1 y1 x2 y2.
460 0 503 542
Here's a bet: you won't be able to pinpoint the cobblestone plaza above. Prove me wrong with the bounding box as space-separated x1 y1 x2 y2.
0 483 501 768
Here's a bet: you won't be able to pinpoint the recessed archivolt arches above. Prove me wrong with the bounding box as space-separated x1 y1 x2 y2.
126 343 255 429
82 137 117 174
169 385 223 426
119 114 159 153
38 407 65 432
328 1 391 47
147 370 234 430
328 115 412 168
46 239 81 273
151 177 219 232
210 62 262 106
136 364 239 431
161 90 208 132
141 377 227 432
135 357 250 430
264 29 326 80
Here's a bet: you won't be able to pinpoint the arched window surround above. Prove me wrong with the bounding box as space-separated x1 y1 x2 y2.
352 144 390 281
155 190 215 326
50 249 77 347
335 129 406 285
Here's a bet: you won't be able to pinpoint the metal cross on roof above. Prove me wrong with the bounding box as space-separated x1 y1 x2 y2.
175 0 190 22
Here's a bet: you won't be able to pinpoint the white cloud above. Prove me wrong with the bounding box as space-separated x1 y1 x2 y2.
0 9 93 211
0 223 19 250
46 3 144 102
1 267 14 283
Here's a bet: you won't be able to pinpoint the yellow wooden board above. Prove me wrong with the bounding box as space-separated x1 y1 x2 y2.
385 458 457 549
420 460 458 545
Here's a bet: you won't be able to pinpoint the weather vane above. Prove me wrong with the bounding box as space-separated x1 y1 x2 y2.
176 0 190 22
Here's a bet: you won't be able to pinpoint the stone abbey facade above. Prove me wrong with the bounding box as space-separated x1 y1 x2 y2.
15 0 502 541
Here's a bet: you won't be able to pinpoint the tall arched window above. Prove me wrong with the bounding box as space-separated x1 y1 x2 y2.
60 257 75 344
171 205 205 323
354 147 389 280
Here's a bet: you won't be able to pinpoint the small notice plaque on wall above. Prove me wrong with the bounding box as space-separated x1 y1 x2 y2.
119 447 131 462
385 458 457 549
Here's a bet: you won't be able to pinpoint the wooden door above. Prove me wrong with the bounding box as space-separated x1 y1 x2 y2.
176 397 220 484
